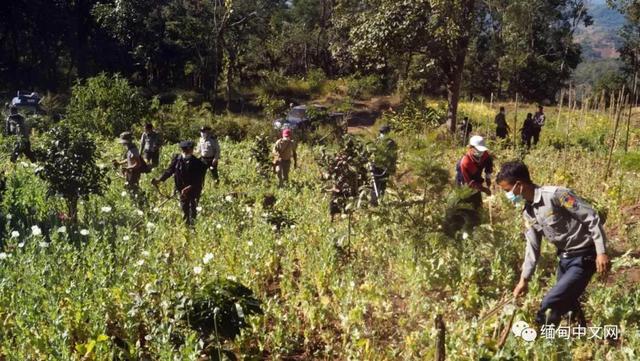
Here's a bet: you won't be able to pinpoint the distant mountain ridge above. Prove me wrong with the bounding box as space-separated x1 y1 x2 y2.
576 1 625 60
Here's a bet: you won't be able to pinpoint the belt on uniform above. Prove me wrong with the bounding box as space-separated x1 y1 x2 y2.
558 247 596 259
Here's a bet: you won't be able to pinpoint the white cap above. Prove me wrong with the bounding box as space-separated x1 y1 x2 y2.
469 135 488 152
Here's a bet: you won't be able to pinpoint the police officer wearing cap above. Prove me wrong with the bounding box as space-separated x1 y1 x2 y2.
152 140 207 225
197 126 220 184
5 105 35 162
497 161 609 326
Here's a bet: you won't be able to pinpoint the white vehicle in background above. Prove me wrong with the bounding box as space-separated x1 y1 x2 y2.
8 91 45 115
273 104 344 131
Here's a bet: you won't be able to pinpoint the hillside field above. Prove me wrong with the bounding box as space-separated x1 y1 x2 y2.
1 99 639 360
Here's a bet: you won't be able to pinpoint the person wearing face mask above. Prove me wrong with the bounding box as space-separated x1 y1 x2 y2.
447 135 493 232
455 135 494 210
152 140 208 226
496 161 610 327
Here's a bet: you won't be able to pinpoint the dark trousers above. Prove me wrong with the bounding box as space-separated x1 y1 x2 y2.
522 132 532 149
125 170 145 205
11 139 35 163
143 151 160 168
535 255 596 326
202 157 219 182
125 170 141 190
463 190 482 229
180 192 201 226
276 159 291 186
496 127 508 139
531 127 541 146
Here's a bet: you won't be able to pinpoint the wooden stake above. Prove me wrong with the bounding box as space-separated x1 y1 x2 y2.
609 91 615 122
489 92 494 137
625 72 638 153
579 95 587 128
497 311 516 350
604 90 627 182
556 89 564 131
435 315 446 361
513 93 519 145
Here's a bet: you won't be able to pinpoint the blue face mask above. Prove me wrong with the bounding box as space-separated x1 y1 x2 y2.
506 183 523 204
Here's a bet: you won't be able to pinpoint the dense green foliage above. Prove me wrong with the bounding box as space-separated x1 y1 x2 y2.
66 74 147 138
0 99 639 359
35 125 108 222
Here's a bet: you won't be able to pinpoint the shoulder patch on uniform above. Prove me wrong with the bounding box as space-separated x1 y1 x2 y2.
558 191 577 210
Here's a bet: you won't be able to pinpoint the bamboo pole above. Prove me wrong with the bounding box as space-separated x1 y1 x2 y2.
489 92 494 137
556 89 564 131
479 97 484 136
579 95 587 128
625 72 638 153
604 90 627 182
609 91 616 122
512 93 519 145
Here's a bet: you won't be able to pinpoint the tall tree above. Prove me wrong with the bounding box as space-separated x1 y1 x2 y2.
429 0 477 132
465 0 591 103
609 1 640 78
332 0 478 133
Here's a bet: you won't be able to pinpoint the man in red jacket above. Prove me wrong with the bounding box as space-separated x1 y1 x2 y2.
456 135 494 209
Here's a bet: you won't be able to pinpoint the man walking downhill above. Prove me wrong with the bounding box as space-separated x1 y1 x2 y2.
495 106 510 140
531 106 546 146
197 126 221 184
152 141 207 226
5 105 35 162
497 161 609 326
140 123 162 169
521 113 535 149
113 131 144 200
273 128 297 187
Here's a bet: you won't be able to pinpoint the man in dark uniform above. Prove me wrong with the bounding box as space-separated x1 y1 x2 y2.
495 106 510 140
152 140 207 226
370 125 398 206
5 105 35 162
521 113 535 149
497 161 609 326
